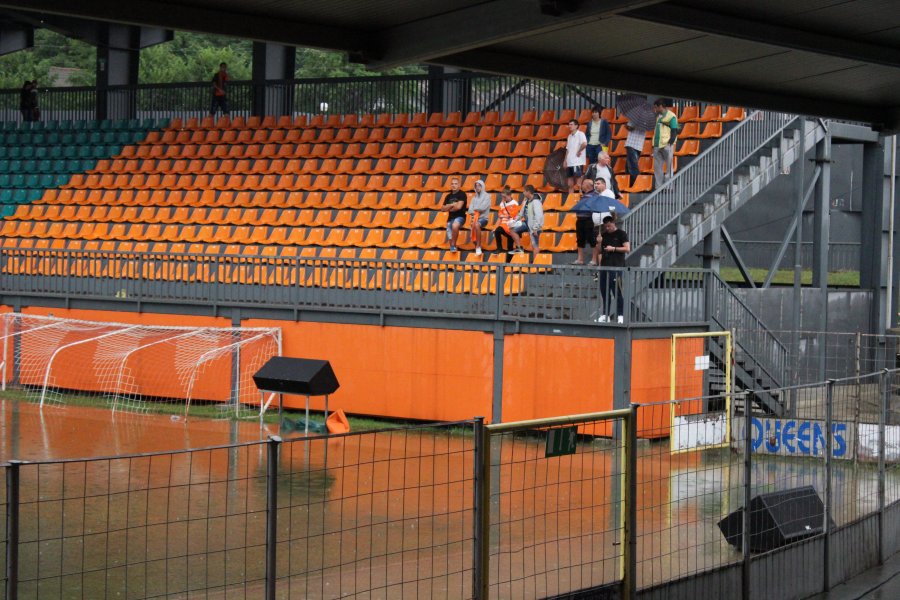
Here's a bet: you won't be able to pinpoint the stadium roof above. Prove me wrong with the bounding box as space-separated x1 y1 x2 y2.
4 0 900 130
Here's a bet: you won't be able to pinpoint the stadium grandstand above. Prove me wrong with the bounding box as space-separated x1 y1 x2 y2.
0 1 899 599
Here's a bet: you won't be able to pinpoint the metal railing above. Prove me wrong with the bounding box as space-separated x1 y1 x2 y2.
709 271 788 389
5 370 900 599
1 247 741 327
0 74 618 123
622 111 797 253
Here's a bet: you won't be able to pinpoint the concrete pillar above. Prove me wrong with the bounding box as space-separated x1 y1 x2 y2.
96 24 140 120
613 329 632 409
813 133 832 288
252 42 296 117
429 66 471 115
702 229 722 273
860 140 890 333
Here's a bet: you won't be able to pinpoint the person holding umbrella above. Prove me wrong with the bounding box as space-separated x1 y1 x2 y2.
614 94 658 187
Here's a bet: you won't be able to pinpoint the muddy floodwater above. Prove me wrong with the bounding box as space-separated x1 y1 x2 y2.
2 401 899 599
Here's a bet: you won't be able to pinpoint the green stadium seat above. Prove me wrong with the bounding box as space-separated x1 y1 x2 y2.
38 174 57 188
0 148 7 159
12 190 29 204
59 120 72 130
62 146 77 159
0 190 11 204
23 160 37 173
0 174 8 187
20 147 34 159
33 147 48 160
24 174 40 188
0 160 8 173
10 174 25 187
0 205 15 218
50 159 67 173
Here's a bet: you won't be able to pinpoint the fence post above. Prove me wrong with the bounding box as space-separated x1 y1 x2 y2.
265 436 282 600
623 404 638 600
473 417 487 599
474 419 491 600
494 266 505 319
6 460 20 600
878 369 888 565
823 379 834 592
742 392 752 600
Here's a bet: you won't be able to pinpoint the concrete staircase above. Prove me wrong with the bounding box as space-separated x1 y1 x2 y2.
623 114 827 270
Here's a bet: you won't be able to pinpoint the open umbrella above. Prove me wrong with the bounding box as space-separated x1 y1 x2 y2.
570 194 631 216
542 147 568 191
615 93 656 132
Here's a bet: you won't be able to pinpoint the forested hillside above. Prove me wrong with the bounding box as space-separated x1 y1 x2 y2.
0 29 423 88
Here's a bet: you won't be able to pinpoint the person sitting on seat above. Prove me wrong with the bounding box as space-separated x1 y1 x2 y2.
507 184 544 259
440 177 467 251
493 186 520 255
467 179 491 256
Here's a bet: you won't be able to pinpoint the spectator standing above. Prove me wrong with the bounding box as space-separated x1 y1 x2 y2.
493 186 520 254
651 99 679 187
509 184 544 259
624 121 647 187
584 106 612 165
441 177 468 251
564 119 587 193
19 81 36 122
572 177 598 265
590 178 616 266
585 151 621 199
467 179 491 256
596 215 630 323
210 62 230 117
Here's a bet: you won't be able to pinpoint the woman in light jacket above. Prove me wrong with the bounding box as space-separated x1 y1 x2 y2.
467 179 491 256
509 184 544 259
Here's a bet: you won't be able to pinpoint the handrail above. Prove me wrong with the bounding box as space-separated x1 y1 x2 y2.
0 247 715 326
622 110 797 253
708 271 787 389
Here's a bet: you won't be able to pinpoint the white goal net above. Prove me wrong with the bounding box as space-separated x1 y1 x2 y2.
0 313 281 419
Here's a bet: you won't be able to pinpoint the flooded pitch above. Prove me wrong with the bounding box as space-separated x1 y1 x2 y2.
2 401 898 598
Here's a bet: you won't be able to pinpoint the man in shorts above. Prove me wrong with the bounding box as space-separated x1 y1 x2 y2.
440 177 467 251
573 177 598 265
565 119 587 193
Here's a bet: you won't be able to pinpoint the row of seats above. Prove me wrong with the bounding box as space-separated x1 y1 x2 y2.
1 243 544 294
117 138 698 161
3 237 547 263
62 172 555 193
89 155 666 178
36 188 600 211
92 156 546 176
143 121 721 146
0 118 168 132
0 144 123 160
0 222 579 251
0 131 146 147
8 206 584 232
164 105 743 132
0 159 96 175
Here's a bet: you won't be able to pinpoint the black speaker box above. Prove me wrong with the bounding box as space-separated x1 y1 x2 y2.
252 357 339 396
717 485 832 552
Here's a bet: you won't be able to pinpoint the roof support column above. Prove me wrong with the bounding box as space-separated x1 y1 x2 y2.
96 23 140 121
860 139 892 333
812 130 832 380
252 42 296 117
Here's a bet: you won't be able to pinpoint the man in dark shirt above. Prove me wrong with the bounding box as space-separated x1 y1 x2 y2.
441 177 467 251
596 215 630 323
210 62 230 117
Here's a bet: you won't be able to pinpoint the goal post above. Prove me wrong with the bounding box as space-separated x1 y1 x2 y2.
0 313 282 420
669 331 732 453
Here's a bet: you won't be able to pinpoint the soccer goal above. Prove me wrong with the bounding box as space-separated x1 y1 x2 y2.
0 313 281 419
669 331 733 453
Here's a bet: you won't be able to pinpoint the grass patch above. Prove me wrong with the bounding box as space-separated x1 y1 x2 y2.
720 267 860 287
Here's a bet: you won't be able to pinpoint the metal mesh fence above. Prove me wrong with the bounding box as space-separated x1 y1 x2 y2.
276 422 477 598
5 369 900 599
484 414 629 599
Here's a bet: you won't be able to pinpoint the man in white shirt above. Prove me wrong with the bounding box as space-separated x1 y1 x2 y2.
565 118 587 193
585 151 621 199
624 121 647 187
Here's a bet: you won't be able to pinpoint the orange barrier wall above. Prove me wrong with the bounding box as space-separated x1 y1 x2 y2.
631 338 704 438
501 334 615 426
11 307 233 400
244 319 494 422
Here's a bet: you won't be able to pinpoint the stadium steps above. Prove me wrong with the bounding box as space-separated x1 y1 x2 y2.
707 334 783 415
624 114 825 270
